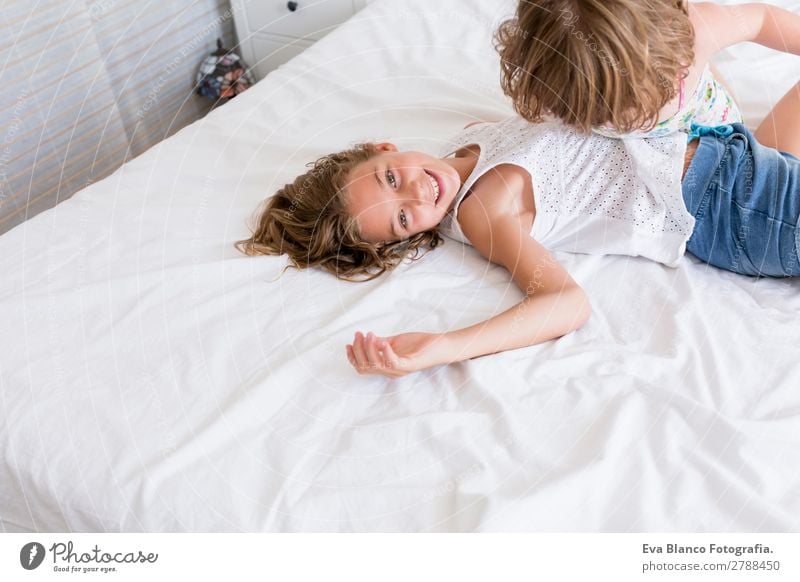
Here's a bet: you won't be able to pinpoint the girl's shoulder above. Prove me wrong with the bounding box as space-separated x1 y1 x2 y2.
458 163 536 245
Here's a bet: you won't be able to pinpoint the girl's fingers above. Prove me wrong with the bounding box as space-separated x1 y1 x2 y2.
355 331 383 374
351 332 367 369
364 332 383 370
359 332 375 370
346 344 357 368
367 332 398 374
349 331 404 377
381 340 404 371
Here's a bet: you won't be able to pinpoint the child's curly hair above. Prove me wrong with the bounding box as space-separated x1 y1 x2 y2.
235 144 444 282
496 0 695 133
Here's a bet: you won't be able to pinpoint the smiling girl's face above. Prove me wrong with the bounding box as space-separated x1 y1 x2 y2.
345 144 464 244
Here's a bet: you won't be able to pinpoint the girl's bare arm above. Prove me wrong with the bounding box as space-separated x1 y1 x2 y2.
692 2 800 59
440 208 590 362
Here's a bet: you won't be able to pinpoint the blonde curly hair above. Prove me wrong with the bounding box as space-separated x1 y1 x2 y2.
235 144 444 281
496 0 695 133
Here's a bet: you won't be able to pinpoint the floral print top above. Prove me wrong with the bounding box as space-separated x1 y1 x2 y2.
592 64 743 139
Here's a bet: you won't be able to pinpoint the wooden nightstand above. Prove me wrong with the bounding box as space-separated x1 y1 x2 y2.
231 0 371 81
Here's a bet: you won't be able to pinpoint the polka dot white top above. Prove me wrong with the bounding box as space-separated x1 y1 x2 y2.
438 116 695 267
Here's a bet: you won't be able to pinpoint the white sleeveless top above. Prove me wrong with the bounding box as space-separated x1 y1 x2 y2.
438 117 695 267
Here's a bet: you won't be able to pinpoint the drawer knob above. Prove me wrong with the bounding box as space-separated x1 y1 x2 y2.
287 1 298 11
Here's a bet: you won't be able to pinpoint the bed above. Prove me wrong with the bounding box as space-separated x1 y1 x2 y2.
2 0 799 532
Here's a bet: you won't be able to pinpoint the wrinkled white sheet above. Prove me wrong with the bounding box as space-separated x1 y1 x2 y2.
1 0 799 532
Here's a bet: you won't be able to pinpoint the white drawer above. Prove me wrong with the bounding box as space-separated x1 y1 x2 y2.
248 34 312 81
242 0 357 41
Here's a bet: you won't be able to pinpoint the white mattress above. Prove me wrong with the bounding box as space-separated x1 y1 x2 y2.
1 0 799 532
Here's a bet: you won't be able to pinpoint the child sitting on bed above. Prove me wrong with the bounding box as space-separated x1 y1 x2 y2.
495 0 800 143
236 81 800 378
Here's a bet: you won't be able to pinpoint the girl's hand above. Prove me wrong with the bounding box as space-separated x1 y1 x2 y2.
346 331 451 378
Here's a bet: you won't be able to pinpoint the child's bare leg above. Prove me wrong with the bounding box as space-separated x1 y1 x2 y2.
755 81 800 157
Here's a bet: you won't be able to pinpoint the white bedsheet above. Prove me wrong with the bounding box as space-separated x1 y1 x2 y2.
1 0 799 532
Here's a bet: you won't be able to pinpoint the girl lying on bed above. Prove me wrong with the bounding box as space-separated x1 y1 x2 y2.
236 77 799 378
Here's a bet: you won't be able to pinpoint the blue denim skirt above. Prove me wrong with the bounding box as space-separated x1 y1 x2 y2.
681 123 800 277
